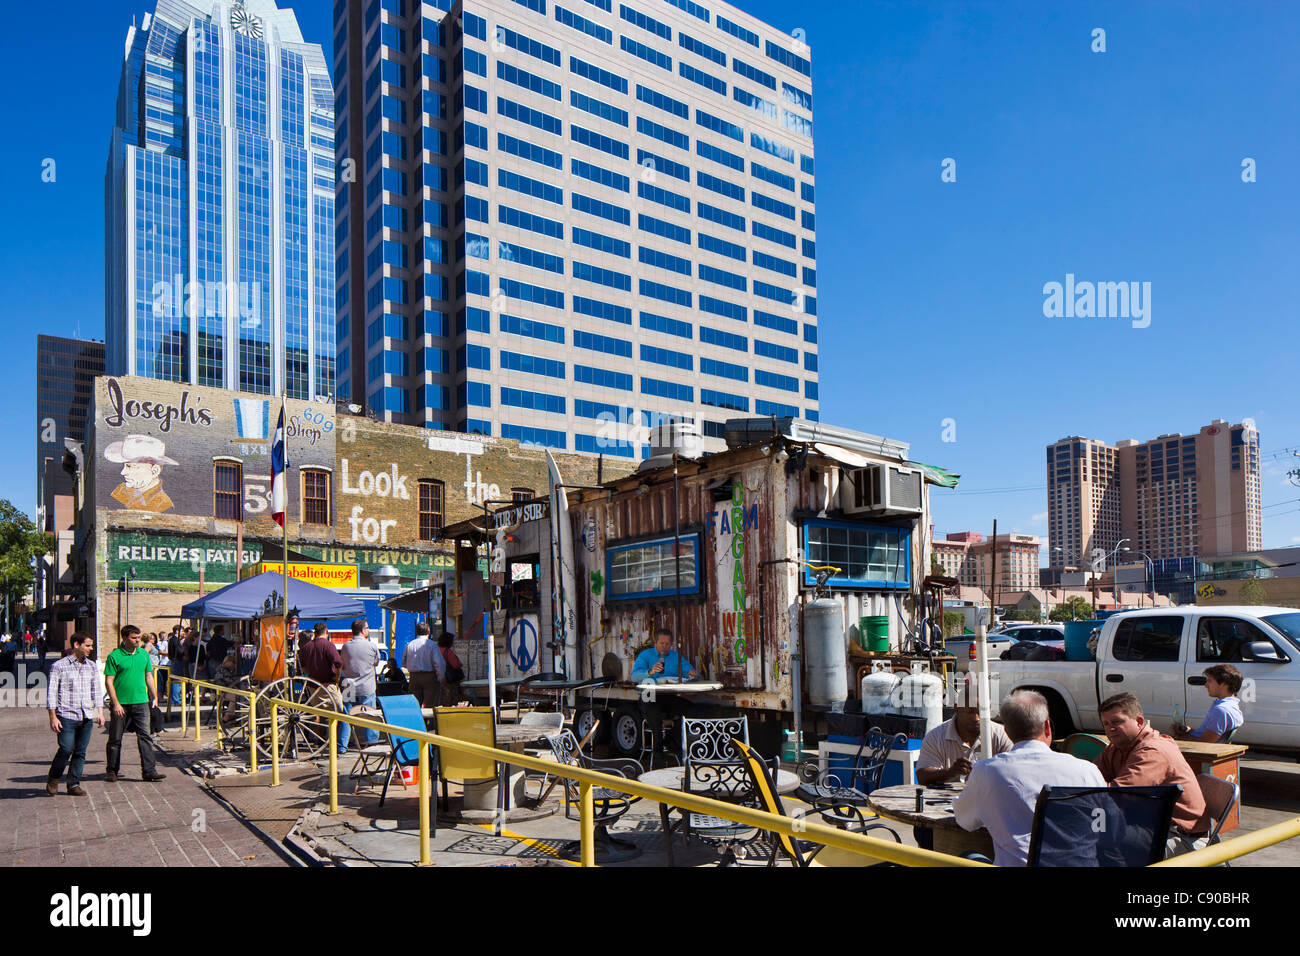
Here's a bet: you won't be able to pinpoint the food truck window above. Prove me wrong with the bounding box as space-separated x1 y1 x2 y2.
507 558 540 610
606 535 702 601
802 520 911 589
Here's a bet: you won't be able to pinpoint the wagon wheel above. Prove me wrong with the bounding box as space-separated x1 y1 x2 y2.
254 676 342 762
216 679 254 749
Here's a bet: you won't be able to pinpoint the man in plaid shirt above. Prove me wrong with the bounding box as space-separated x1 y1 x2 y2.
46 632 105 796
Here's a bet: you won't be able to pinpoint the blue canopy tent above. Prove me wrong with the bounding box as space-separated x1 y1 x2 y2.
180 571 365 621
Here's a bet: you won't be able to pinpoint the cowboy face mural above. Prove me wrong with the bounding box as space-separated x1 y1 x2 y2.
105 434 177 513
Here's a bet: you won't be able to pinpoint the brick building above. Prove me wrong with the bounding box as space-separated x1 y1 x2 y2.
71 375 629 646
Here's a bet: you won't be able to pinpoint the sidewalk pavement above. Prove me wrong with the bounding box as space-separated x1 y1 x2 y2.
0 704 290 867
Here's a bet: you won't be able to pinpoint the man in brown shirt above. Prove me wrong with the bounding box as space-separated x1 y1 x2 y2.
1096 692 1207 843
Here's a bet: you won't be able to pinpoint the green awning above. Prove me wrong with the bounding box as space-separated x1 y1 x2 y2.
909 461 960 488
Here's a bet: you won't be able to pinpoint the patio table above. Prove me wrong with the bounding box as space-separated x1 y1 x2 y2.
417 712 558 816
865 781 993 858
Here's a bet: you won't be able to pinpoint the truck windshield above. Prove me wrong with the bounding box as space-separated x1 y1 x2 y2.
1261 613 1300 653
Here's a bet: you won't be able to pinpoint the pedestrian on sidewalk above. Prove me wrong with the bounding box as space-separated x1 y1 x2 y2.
402 622 445 709
45 632 105 796
438 633 465 705
339 619 380 754
104 624 166 783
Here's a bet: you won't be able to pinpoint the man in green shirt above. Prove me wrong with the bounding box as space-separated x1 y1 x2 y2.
104 624 165 782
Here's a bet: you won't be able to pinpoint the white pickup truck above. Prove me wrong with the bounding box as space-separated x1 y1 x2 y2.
986 606 1300 751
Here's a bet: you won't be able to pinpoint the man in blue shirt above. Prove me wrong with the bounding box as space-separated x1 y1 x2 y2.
630 628 698 683
630 628 698 763
1172 663 1244 744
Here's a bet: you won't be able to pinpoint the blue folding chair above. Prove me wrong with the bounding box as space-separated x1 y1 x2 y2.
377 695 437 835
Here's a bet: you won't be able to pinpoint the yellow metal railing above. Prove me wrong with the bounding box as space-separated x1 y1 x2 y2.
262 695 988 868
1152 816 1300 867
166 682 1300 869
169 675 259 774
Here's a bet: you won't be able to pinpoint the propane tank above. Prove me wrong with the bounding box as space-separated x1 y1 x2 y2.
804 598 847 708
899 661 944 733
860 660 901 716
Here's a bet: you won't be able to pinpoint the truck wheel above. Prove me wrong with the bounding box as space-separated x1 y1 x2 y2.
610 707 643 758
1038 691 1074 737
573 706 608 747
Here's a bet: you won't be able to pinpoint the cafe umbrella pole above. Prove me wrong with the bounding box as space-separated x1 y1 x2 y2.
673 456 682 681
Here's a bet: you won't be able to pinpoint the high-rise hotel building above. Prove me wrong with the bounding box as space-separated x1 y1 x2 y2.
334 0 820 453
1047 421 1262 567
106 0 336 400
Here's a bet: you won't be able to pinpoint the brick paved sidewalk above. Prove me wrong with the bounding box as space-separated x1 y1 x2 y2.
0 705 290 867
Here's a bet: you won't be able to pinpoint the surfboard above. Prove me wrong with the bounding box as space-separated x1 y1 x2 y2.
546 450 579 679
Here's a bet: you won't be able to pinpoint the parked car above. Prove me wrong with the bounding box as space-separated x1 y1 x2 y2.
988 606 1300 751
996 623 1066 649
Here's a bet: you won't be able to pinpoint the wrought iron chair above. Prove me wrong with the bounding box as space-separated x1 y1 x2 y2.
732 738 902 867
546 729 644 862
795 726 907 832
663 717 773 865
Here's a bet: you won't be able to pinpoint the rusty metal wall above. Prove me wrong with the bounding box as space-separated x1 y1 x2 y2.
569 447 931 712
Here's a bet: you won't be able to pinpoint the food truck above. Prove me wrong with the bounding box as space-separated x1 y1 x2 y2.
559 417 956 756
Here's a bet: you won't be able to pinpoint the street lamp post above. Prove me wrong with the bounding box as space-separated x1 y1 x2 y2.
1121 548 1155 607
1108 539 1131 606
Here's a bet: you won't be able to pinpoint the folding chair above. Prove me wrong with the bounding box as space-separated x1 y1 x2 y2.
347 704 390 790
375 695 437 836
1170 774 1240 864
432 706 505 835
1025 784 1182 867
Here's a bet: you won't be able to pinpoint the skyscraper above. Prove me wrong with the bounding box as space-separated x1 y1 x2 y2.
1047 420 1262 568
334 0 819 453
105 0 336 400
36 335 106 509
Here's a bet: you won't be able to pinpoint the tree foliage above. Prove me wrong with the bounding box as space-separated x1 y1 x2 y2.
942 611 967 638
1238 577 1267 606
0 500 54 628
1050 596 1094 622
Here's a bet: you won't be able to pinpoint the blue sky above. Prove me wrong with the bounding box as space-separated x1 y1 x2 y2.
1 0 1297 554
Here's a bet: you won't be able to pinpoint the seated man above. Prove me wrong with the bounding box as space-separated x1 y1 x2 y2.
1171 664 1244 744
630 628 698 682
629 628 697 760
954 690 1106 866
1096 692 1207 854
914 703 1014 850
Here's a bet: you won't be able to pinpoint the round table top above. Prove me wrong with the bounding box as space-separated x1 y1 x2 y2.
866 782 967 829
640 765 800 794
633 681 724 694
461 677 527 689
525 678 611 691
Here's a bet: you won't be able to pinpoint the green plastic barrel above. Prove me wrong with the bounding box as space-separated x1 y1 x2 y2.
858 615 891 652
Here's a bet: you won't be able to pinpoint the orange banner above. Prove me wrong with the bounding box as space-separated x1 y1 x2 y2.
253 615 287 682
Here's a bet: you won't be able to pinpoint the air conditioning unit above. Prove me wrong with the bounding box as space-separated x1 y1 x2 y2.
841 464 923 516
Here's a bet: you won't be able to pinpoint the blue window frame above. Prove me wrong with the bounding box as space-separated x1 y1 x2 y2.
716 16 757 47
639 213 692 244
753 220 796 248
700 325 748 351
765 40 811 77
732 57 776 90
755 339 798 363
699 263 747 291
754 249 797 277
497 97 563 136
574 329 633 357
640 311 693 338
638 181 691 212
499 204 565 239
734 87 777 119
637 149 691 182
501 387 566 414
501 423 567 449
698 232 745 261
498 167 564 204
572 158 631 192
700 295 747 322
640 343 692 370
573 192 631 225
501 350 565 377
783 82 813 111
701 356 748 381
575 364 633 390
571 90 629 126
640 278 691 307
802 520 911 590
698 201 745 232
619 36 672 71
498 240 564 274
573 261 632 291
575 295 632 325
606 534 701 601
573 226 632 257
667 0 709 22
680 62 725 95
756 368 798 392
497 61 561 100
637 117 689 151
570 57 629 94
700 388 748 412
500 313 566 342
498 132 563 169
498 26 562 65
679 32 725 65
696 140 744 172
636 85 689 119
753 191 796 220
641 377 694 401
639 246 692 276
572 124 631 160
752 161 795 192
751 133 795 163
620 4 672 40
698 170 744 201
556 5 612 44
696 109 743 142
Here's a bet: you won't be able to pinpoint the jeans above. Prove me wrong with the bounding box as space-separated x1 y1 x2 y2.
49 717 95 787
340 691 379 753
106 702 158 776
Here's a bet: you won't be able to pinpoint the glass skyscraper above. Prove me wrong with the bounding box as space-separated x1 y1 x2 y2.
335 0 819 453
106 0 336 400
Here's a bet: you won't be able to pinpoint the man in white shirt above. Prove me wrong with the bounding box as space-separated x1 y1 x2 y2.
954 689 1105 866
401 621 445 708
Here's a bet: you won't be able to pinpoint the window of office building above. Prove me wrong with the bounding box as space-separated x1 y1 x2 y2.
419 479 444 541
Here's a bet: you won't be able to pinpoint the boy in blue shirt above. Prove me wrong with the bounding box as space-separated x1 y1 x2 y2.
1172 663 1244 744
